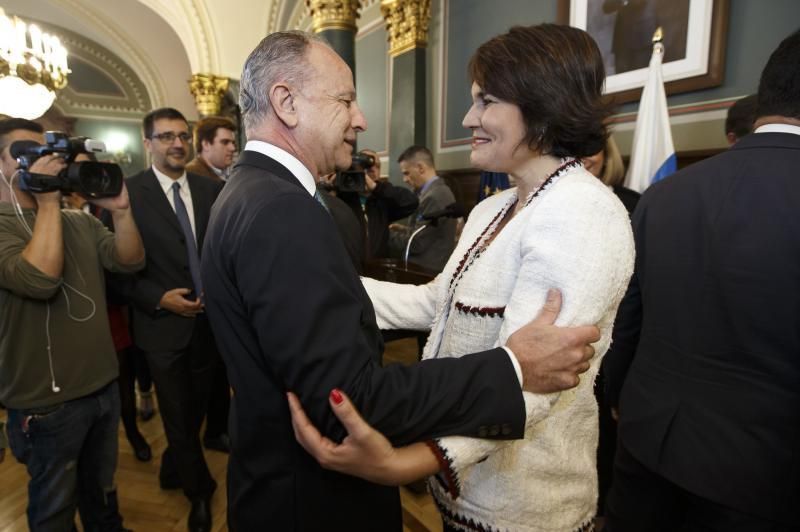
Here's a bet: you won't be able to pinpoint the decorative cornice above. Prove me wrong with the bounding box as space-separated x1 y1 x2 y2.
188 73 229 116
381 0 431 57
57 0 166 107
306 0 361 33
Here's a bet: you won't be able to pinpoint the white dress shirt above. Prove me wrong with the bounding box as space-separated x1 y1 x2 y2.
755 123 800 136
244 140 317 197
152 166 197 242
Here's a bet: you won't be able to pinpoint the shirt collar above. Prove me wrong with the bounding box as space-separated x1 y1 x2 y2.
244 140 316 197
152 165 187 194
754 123 800 136
418 175 439 196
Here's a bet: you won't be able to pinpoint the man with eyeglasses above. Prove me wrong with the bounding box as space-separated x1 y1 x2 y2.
116 107 223 532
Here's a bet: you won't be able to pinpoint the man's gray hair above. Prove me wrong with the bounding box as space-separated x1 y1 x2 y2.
239 31 328 136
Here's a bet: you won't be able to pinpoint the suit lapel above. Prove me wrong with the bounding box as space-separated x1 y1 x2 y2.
139 169 183 236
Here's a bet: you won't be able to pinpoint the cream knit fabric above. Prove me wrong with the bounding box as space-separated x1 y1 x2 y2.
363 165 635 531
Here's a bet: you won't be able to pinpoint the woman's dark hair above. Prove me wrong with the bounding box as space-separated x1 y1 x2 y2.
469 24 610 159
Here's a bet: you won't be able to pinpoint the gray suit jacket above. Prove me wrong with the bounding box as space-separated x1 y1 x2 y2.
408 177 456 272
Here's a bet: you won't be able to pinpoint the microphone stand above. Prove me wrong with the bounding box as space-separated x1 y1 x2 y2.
404 224 429 269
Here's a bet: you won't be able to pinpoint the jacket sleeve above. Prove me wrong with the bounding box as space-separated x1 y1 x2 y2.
372 181 419 221
236 192 527 447
361 275 442 330
0 224 62 300
430 179 635 497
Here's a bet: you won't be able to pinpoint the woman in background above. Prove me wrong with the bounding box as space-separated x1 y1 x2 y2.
289 24 634 532
582 136 640 215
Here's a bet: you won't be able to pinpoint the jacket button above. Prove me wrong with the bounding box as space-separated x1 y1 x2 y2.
489 425 500 436
477 425 488 438
501 423 512 435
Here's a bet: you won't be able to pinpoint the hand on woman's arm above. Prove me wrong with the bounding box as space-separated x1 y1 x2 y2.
287 390 440 485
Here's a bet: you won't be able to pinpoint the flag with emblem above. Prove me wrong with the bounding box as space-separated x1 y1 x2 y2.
477 171 510 203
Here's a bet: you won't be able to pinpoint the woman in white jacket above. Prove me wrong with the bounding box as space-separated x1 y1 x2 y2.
289 23 634 532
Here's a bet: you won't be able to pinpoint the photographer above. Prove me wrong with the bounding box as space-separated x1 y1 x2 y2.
334 148 418 263
0 118 144 531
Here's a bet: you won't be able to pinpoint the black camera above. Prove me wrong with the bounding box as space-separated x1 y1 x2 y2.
336 152 375 193
10 131 123 198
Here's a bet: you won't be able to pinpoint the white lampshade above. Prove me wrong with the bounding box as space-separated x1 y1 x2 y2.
0 76 56 119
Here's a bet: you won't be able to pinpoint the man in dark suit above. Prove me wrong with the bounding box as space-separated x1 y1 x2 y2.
123 108 223 532
395 145 457 272
201 31 600 531
603 30 800 532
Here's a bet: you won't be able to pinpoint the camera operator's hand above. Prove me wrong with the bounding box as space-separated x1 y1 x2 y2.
88 180 130 212
319 173 337 187
27 154 66 207
364 173 377 193
159 288 203 317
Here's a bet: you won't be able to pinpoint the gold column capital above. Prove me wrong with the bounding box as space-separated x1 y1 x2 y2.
188 73 229 117
306 0 361 33
380 0 431 57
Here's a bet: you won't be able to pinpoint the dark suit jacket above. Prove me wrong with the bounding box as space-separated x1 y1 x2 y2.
201 151 525 531
408 177 457 272
122 168 223 352
604 132 800 524
339 180 418 259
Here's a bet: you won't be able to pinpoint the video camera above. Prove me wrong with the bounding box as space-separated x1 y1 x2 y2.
10 131 124 198
336 152 375 193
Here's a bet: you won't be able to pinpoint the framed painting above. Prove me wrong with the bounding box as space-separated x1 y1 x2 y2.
557 0 729 103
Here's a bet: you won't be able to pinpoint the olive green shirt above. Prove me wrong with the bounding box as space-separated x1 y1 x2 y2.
0 203 144 409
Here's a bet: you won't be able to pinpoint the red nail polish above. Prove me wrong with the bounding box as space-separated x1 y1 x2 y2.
330 389 343 405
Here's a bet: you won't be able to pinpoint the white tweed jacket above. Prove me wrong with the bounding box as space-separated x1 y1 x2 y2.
363 164 635 532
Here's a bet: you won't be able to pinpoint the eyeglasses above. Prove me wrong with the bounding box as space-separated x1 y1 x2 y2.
150 132 191 143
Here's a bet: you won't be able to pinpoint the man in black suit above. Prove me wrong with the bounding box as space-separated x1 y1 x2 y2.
603 30 800 532
201 31 600 531
123 108 223 532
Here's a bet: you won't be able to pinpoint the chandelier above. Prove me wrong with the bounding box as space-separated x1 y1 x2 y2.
0 8 70 119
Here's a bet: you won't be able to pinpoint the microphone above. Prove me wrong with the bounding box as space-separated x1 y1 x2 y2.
422 203 465 222
10 140 41 160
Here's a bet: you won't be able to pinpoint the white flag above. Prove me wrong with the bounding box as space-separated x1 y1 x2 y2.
625 39 677 193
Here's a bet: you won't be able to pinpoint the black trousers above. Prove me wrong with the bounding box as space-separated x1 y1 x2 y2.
203 348 230 439
605 442 799 532
145 314 216 500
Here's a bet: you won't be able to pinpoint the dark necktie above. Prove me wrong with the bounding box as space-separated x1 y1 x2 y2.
314 189 330 213
171 181 203 299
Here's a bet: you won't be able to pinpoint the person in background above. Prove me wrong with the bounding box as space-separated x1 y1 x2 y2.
186 116 237 182
336 148 418 264
724 94 758 145
394 145 457 272
120 107 224 532
603 29 800 531
288 23 635 532
0 117 144 531
583 136 640 215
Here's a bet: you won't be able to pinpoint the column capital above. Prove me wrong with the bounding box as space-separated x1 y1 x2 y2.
306 0 361 33
380 0 431 57
188 73 229 117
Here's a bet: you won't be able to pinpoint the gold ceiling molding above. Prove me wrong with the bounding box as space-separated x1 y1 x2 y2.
188 73 229 117
380 0 431 57
306 0 361 33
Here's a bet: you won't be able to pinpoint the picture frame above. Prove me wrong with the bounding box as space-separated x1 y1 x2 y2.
557 0 729 104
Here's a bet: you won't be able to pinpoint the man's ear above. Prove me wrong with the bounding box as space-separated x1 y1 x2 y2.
200 138 212 154
269 83 299 128
142 137 152 154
